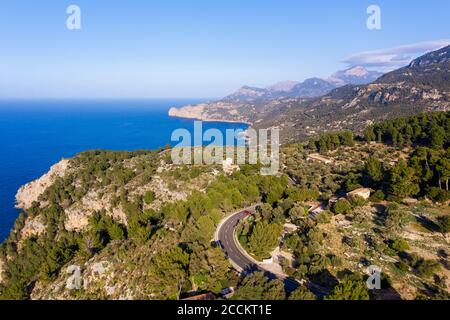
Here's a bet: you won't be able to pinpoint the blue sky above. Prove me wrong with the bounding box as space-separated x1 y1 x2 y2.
0 0 449 99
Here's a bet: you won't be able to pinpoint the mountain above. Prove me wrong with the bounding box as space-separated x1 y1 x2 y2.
267 80 300 93
288 78 337 98
328 66 383 86
169 66 386 122
222 78 338 103
171 46 450 141
377 45 450 89
222 86 269 103
254 45 450 142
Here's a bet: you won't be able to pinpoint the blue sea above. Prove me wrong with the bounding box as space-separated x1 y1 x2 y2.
0 100 248 242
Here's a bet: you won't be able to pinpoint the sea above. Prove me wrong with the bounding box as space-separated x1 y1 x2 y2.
0 99 248 242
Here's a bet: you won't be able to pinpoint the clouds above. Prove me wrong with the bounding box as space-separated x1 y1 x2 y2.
343 40 450 70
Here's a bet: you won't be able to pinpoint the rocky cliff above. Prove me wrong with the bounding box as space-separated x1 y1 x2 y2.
16 159 71 210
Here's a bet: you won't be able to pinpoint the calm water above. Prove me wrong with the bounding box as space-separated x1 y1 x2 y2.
0 100 248 241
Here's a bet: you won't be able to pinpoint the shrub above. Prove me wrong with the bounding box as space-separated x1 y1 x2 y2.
370 190 385 202
426 188 450 203
391 239 410 252
415 259 441 278
348 195 367 208
333 199 353 215
395 261 409 274
437 216 450 233
144 191 156 204
324 274 369 300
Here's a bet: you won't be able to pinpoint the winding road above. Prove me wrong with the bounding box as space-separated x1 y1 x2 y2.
216 205 303 293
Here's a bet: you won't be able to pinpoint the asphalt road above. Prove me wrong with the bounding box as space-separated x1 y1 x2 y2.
217 208 301 293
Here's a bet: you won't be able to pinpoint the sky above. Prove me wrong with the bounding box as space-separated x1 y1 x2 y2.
0 0 449 99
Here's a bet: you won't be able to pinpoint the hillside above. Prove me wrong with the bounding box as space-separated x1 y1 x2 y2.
1 112 449 300
254 46 450 142
168 66 382 123
170 46 449 143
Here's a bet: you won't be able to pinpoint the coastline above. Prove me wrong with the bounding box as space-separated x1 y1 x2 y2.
168 113 252 126
0 102 249 242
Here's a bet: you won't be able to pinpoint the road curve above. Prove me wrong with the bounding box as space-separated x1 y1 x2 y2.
217 206 301 293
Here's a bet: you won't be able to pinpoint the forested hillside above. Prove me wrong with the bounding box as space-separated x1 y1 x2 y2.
0 112 449 300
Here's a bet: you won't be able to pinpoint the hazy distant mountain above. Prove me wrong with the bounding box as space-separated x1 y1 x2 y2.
167 65 383 123
254 45 450 142
222 86 269 102
288 78 337 98
170 45 450 142
267 80 300 93
328 66 383 86
221 78 338 103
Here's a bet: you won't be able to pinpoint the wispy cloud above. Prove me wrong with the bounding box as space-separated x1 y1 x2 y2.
343 40 450 70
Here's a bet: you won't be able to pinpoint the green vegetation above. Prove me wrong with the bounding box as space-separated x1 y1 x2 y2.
391 239 410 252
324 274 370 300
288 286 316 300
247 222 283 260
364 112 449 200
232 272 286 300
437 216 450 233
332 199 353 215
308 131 355 153
1 112 449 300
144 191 156 204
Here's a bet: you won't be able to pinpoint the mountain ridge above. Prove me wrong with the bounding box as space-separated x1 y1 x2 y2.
170 46 450 142
168 66 384 121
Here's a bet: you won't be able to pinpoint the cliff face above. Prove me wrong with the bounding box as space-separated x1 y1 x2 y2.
0 259 3 284
168 104 205 121
16 159 71 210
169 102 253 124
1 149 228 300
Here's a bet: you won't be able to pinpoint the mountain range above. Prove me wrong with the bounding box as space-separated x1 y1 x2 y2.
169 46 450 142
221 66 382 102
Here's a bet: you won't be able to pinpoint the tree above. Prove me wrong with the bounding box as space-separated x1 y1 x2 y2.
436 158 450 191
365 156 384 186
426 187 450 203
288 205 309 222
288 286 316 300
332 199 352 215
148 246 189 300
325 274 369 300
265 184 284 205
429 125 446 149
264 279 287 300
233 272 286 300
391 239 410 252
182 216 216 245
364 127 376 142
188 245 230 293
388 160 420 198
339 131 355 147
437 216 450 234
248 222 283 260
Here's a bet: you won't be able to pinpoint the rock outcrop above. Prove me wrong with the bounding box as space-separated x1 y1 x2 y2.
0 259 4 284
16 159 71 210
20 216 46 240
